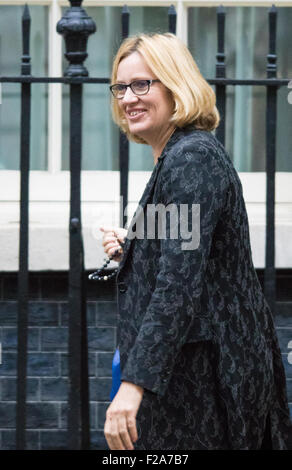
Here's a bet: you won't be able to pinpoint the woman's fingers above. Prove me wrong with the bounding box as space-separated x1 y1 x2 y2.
126 415 138 443
100 226 115 233
118 415 135 450
113 228 127 243
100 226 127 244
100 226 119 238
101 232 123 249
109 247 122 257
100 227 124 261
104 413 136 450
104 382 143 450
102 235 119 247
104 415 126 450
103 241 122 256
104 418 136 450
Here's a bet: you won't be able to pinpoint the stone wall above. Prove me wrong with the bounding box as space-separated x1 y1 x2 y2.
0 270 291 450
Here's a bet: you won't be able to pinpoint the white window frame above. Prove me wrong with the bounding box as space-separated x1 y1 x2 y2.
0 0 292 270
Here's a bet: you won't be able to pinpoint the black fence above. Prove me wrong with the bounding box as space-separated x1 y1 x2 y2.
0 0 290 450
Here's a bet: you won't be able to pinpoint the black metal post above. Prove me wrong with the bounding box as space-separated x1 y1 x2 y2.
215 5 226 146
119 5 130 229
68 84 89 449
16 4 31 450
264 4 278 314
57 0 96 449
168 5 176 34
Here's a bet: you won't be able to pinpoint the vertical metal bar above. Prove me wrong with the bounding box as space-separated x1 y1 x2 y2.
121 4 129 41
16 4 31 450
215 5 226 146
168 5 177 34
119 5 130 229
57 0 96 450
80 265 90 449
67 83 87 449
264 4 278 314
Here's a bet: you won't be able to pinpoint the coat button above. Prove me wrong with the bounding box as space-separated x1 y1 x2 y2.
118 281 127 293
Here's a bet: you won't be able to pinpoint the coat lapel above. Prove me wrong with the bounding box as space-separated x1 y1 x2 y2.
117 127 183 275
117 157 164 274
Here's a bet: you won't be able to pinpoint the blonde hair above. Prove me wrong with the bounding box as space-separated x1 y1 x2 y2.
110 33 220 144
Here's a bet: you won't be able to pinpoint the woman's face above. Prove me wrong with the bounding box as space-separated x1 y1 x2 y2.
116 52 174 144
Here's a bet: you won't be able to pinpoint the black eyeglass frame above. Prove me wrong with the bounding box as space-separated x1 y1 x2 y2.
109 79 160 99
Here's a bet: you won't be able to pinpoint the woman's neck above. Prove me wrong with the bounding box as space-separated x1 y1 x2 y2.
151 125 176 165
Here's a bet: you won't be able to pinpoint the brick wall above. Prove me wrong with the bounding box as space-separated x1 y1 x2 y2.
0 272 117 450
0 270 291 450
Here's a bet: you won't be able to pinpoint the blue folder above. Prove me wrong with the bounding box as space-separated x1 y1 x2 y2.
110 348 121 401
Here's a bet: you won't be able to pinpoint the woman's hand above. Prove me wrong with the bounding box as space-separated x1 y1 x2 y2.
100 226 127 262
104 381 144 450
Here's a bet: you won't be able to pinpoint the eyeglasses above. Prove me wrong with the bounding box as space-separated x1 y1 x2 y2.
109 79 160 99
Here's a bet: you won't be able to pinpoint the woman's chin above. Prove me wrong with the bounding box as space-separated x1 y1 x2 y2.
128 122 150 139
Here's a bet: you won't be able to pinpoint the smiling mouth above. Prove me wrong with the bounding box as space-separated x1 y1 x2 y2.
127 109 147 118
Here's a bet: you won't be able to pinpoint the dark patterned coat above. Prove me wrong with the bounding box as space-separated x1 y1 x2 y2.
115 126 292 450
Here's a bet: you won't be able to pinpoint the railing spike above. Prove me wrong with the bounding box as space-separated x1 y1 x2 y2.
21 4 31 75
168 4 176 15
215 3 226 146
267 2 277 77
217 4 225 14
168 4 176 34
22 4 30 21
121 4 130 40
122 4 129 15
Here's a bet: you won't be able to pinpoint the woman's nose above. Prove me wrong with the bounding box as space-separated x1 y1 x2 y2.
122 87 139 104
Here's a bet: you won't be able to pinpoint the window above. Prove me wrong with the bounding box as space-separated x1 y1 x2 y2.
188 6 292 172
0 5 48 170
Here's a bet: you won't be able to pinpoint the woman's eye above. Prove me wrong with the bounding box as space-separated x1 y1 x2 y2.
134 81 148 88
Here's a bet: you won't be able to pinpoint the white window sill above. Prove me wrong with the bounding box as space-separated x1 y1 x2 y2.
0 171 292 270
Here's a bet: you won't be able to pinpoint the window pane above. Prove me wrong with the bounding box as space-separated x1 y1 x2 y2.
188 6 292 172
0 5 48 171
61 6 121 171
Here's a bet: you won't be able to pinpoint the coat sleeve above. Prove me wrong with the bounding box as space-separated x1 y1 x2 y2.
121 142 230 397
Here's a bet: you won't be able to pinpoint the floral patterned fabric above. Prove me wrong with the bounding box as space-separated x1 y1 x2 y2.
115 126 292 450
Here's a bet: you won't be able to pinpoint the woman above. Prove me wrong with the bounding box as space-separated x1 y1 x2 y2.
101 33 292 450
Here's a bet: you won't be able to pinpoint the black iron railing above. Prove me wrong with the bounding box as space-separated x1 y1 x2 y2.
15 3 31 451
0 0 290 450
